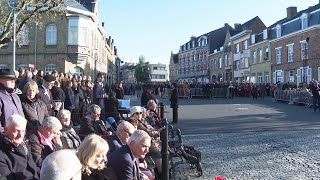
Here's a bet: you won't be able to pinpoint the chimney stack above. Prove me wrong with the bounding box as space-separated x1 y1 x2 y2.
287 6 297 18
102 22 104 27
234 23 241 30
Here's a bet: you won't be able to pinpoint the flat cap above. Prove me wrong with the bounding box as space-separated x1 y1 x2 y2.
43 74 56 82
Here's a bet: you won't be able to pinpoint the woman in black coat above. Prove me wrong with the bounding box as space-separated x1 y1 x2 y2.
20 80 49 133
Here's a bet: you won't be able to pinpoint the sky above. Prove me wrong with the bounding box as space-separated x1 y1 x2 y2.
99 0 319 65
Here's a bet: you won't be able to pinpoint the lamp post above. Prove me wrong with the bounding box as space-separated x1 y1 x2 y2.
34 15 38 69
8 0 17 70
303 37 309 85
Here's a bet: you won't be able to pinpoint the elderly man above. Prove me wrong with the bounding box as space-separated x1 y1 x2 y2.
108 130 151 180
79 104 112 138
38 74 56 116
0 69 25 128
0 114 39 179
107 121 136 155
40 149 82 180
27 116 62 168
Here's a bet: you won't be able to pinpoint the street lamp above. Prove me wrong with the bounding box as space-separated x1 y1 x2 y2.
303 37 309 85
8 0 18 70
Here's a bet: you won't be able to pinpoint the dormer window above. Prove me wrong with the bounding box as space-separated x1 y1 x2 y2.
263 29 268 39
192 41 195 48
301 13 308 29
276 24 281 38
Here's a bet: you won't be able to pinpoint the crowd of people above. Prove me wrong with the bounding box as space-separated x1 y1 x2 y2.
0 67 172 180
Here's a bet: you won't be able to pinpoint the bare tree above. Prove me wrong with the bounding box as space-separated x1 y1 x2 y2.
0 0 65 47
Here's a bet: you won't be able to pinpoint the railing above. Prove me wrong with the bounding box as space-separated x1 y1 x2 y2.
275 90 312 106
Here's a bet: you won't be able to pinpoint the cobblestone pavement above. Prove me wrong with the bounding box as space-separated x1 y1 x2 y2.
129 95 320 179
172 131 320 180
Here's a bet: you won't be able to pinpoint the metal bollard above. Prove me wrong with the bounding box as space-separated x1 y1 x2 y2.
159 102 164 119
160 118 169 180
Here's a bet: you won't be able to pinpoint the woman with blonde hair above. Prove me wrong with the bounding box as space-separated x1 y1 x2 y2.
20 80 49 132
77 134 117 180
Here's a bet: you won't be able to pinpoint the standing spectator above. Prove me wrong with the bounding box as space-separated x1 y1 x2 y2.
251 84 258 100
93 72 107 120
309 79 320 112
105 91 120 124
38 74 56 116
27 116 63 168
73 80 85 119
170 83 179 124
266 83 271 96
141 84 157 107
0 114 39 179
15 67 25 89
18 70 33 91
56 109 81 149
77 134 117 180
35 70 44 86
51 80 66 114
21 81 49 133
40 149 82 180
0 69 25 128
108 130 151 180
115 82 124 99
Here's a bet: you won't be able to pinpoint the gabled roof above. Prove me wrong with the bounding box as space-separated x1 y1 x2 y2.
76 0 96 12
209 24 234 54
269 3 320 28
64 0 91 12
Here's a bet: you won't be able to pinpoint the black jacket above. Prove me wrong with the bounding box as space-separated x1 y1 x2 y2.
82 167 118 180
20 95 49 132
0 133 39 180
170 88 178 108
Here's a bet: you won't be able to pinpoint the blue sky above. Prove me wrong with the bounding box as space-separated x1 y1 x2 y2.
99 0 319 65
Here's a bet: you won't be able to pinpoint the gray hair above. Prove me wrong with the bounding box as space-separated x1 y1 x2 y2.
5 114 27 128
40 149 82 180
41 116 62 132
56 109 71 120
117 121 135 134
127 130 151 144
88 104 101 114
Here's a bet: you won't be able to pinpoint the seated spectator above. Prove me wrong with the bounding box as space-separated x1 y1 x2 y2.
105 92 120 124
79 104 112 139
107 121 136 155
0 114 39 179
108 130 151 180
125 116 139 129
21 81 49 132
56 109 81 149
40 149 82 180
27 116 62 168
77 134 117 180
146 99 161 128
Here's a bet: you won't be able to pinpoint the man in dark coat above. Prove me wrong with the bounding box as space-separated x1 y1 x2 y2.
0 69 25 128
141 84 157 107
93 72 107 120
38 74 56 116
170 83 179 124
108 130 151 180
0 114 39 180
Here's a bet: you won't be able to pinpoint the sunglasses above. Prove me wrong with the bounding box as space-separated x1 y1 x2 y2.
122 129 133 136
134 112 143 115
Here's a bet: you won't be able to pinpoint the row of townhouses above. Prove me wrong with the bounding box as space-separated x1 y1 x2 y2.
0 0 121 85
170 2 320 85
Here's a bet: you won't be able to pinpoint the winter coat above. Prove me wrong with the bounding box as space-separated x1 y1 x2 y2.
93 81 105 109
141 91 157 107
27 128 60 168
60 122 81 149
21 95 49 132
82 167 118 180
170 88 178 108
64 87 75 110
0 83 25 127
0 133 39 180
38 85 53 116
79 116 108 136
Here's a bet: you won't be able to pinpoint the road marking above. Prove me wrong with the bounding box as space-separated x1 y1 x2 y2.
232 104 241 105
236 108 248 110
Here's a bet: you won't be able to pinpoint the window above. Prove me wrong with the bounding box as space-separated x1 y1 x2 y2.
243 40 248 50
301 13 308 29
79 26 89 46
276 24 281 38
258 73 263 83
287 44 294 62
219 57 222 69
224 54 228 67
259 49 263 63
46 24 57 45
192 41 195 48
297 67 312 83
273 70 284 83
236 61 240 70
276 47 282 64
151 74 165 79
45 64 56 75
287 70 295 82
265 47 269 60
263 29 268 39
265 72 270 83
301 41 308 60
68 19 78 45
240 58 245 68
17 24 29 46
253 51 257 64
251 35 255 44
236 43 240 53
